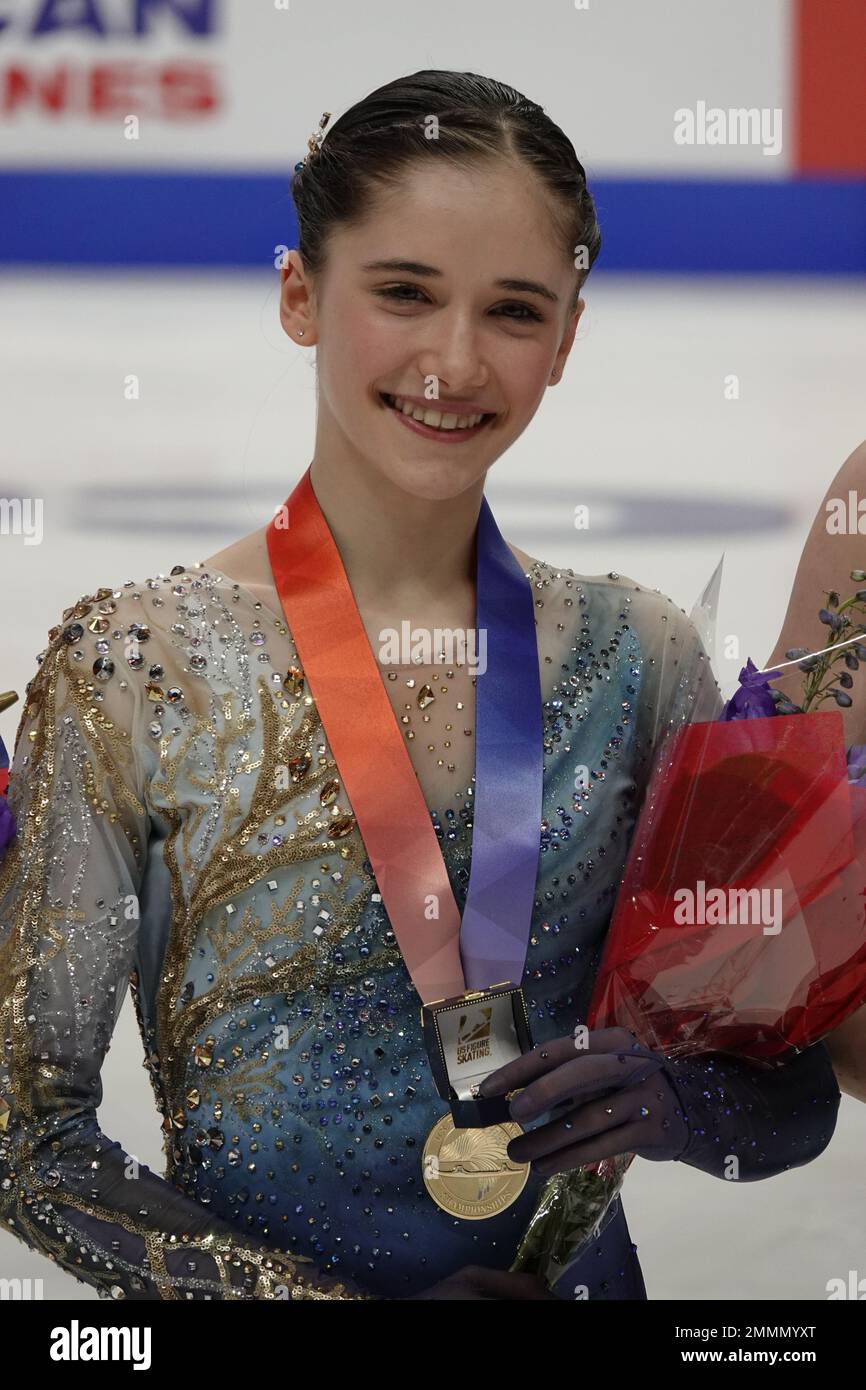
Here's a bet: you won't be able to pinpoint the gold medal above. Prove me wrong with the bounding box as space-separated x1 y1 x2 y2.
421 1113 530 1219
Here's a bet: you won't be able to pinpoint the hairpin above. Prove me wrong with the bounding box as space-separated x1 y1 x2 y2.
294 112 332 173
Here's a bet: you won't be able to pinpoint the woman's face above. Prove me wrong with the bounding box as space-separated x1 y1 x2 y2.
281 158 585 502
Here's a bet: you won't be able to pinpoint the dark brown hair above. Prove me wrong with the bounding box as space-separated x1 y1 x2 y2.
291 69 602 312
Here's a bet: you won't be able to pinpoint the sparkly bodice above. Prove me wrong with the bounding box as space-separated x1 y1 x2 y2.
0 556 722 1299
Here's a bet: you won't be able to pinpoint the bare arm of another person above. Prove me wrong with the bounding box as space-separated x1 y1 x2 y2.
764 439 866 1103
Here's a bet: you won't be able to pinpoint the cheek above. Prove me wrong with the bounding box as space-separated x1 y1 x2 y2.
499 351 551 413
322 297 394 382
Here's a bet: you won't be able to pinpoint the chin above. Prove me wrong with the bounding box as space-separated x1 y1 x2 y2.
378 456 489 504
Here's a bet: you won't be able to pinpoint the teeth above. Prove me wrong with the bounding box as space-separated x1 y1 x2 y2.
385 394 487 430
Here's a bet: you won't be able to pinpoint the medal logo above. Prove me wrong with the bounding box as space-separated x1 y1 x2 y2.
456 1006 493 1065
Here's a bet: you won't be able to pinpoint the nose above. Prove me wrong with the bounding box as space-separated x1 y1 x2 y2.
415 307 490 399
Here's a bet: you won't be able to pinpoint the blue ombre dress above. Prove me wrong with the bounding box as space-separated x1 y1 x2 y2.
0 557 840 1300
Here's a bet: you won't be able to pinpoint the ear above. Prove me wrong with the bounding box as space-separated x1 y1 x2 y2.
279 250 317 344
550 295 586 384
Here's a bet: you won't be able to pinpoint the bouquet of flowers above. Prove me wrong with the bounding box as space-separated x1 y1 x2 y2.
511 568 866 1289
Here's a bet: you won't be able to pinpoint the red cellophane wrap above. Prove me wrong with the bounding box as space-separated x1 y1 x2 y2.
588 708 866 1059
511 705 866 1289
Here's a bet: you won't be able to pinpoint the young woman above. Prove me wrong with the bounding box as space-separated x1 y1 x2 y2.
0 70 841 1302
764 438 866 1106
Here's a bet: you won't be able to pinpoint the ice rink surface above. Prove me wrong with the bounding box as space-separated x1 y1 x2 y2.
1 268 864 1298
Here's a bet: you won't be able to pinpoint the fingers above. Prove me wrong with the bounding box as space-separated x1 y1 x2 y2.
507 1051 664 1125
477 1027 648 1103
528 1121 644 1178
507 1088 647 1164
477 1035 584 1098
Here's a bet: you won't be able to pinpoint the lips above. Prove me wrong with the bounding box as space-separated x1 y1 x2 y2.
379 392 496 434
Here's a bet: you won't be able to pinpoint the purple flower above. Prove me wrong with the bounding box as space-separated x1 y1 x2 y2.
846 745 866 786
0 795 16 857
721 657 782 721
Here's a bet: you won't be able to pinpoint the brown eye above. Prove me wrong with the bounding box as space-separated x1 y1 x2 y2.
494 302 543 323
375 284 428 303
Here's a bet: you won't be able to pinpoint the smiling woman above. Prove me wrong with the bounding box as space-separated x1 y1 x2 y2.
0 69 842 1305
274 82 597 518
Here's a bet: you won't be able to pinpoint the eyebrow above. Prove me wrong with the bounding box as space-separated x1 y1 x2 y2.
360 258 560 304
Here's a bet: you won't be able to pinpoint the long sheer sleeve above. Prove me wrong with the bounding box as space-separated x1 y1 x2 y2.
0 598 369 1300
666 1042 840 1180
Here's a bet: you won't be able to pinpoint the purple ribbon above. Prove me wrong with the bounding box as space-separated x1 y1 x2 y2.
459 500 544 990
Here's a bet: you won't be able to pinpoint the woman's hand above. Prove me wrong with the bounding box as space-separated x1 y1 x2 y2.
407 1266 555 1300
477 1026 689 1176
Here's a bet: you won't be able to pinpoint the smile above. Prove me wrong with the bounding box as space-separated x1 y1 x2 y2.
379 392 496 442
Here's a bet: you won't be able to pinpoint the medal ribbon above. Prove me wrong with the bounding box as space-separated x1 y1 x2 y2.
266 466 543 1003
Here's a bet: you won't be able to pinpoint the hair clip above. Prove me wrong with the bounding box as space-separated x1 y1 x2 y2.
295 111 332 173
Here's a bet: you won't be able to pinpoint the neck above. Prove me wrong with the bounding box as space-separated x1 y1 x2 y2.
308 455 483 610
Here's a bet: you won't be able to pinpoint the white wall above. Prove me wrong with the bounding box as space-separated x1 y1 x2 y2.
1 0 793 173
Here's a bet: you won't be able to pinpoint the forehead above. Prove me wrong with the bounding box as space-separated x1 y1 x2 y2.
332 159 568 277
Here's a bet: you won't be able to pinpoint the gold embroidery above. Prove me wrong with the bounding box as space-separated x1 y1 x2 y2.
0 603 374 1300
